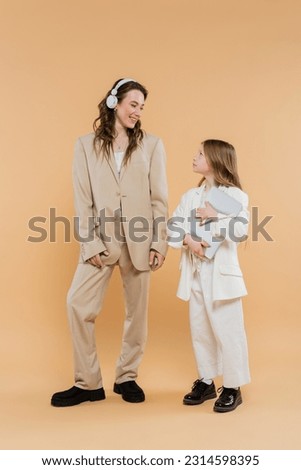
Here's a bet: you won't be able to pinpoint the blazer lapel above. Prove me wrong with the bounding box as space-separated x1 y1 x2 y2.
192 186 203 209
119 145 144 182
119 162 126 182
106 151 119 184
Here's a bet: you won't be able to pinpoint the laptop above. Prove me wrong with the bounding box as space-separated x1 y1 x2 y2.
191 187 243 259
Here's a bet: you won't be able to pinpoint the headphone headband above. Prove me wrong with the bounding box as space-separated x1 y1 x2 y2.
106 78 137 109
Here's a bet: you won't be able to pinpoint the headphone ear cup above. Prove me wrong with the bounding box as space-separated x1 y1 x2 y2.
106 94 118 109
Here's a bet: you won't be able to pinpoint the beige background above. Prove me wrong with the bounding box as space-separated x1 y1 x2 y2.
1 0 301 450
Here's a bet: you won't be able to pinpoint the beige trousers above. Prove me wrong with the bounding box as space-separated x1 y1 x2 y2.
67 242 150 390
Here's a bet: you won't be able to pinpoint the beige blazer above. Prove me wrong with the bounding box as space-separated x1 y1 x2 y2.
168 185 249 301
72 132 168 271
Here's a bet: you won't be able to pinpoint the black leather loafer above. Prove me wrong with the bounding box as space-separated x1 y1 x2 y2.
213 387 242 412
51 385 106 407
183 379 217 405
113 381 145 403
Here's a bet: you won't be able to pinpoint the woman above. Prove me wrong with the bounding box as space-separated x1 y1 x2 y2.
51 78 168 406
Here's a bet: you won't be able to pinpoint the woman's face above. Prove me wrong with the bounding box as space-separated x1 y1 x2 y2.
192 144 212 176
115 89 145 130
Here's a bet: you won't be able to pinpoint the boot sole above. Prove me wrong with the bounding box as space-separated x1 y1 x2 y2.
213 396 243 413
113 383 145 403
51 390 105 407
183 391 217 406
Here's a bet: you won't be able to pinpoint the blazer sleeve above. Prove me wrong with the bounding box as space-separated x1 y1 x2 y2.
167 191 190 249
148 138 169 256
72 137 107 261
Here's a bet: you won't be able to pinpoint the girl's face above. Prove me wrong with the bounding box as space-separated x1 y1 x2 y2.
115 89 145 130
192 145 212 176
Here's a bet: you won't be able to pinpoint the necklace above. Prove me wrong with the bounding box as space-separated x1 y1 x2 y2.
114 134 128 152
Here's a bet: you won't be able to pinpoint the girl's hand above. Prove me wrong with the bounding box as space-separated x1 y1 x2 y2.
196 201 217 222
184 234 208 259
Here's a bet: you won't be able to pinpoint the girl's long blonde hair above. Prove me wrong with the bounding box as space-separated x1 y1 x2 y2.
198 139 242 189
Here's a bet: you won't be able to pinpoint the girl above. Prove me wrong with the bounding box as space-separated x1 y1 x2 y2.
168 139 250 412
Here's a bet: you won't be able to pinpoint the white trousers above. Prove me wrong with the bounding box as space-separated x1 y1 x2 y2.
189 261 251 388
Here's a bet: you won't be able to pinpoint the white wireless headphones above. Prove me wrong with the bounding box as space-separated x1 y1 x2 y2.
106 78 136 109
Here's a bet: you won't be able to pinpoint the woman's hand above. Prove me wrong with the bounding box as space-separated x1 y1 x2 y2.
149 250 165 271
87 250 109 268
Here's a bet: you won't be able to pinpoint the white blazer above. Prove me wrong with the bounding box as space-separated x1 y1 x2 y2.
168 185 249 302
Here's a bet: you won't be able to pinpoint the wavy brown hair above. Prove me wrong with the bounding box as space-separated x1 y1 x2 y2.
93 79 148 164
198 139 242 189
